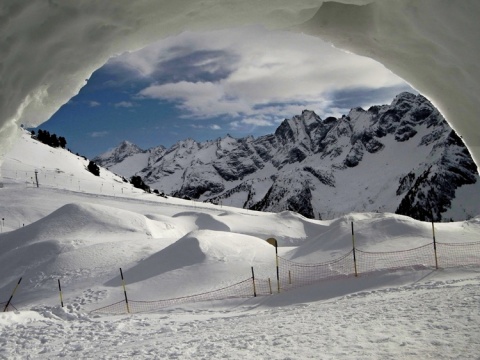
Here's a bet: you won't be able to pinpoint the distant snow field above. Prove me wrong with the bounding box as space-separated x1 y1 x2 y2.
0 131 479 359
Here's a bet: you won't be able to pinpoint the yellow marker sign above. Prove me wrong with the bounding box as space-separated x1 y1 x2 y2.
266 238 277 247
266 238 280 293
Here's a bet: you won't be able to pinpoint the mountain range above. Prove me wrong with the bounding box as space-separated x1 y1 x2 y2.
2 102 480 359
94 92 480 221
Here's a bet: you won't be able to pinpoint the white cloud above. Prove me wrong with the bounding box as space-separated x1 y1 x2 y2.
114 101 134 108
229 117 275 131
89 101 101 107
91 131 109 138
115 26 412 122
139 81 250 118
241 118 274 127
210 124 221 130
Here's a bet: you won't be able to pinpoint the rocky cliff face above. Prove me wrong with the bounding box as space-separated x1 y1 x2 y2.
94 92 480 221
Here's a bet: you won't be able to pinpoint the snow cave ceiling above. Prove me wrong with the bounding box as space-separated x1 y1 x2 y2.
1 0 479 168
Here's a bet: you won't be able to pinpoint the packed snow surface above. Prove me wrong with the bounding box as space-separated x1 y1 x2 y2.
1 270 479 359
0 131 479 358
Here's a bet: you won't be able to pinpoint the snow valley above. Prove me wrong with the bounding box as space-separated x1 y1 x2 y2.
95 92 480 222
0 113 480 358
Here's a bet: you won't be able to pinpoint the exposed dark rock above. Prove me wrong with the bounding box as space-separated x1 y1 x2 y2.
96 92 480 222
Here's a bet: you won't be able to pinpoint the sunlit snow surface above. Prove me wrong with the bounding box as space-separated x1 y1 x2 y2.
0 132 479 359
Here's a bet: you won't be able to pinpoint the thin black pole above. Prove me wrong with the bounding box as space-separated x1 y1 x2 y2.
429 204 439 269
275 243 280 293
351 222 358 277
4 277 22 312
119 268 130 314
432 221 439 269
251 267 257 297
58 279 64 307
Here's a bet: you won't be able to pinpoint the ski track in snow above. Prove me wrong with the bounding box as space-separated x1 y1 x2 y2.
0 271 479 359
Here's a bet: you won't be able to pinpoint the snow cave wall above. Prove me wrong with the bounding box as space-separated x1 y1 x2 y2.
0 0 479 169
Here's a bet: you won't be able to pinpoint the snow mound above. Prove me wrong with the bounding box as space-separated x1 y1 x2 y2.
0 202 191 303
287 213 435 262
211 210 329 246
0 202 156 249
117 229 274 286
172 212 231 232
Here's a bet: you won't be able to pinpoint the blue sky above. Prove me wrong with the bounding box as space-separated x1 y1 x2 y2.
37 26 415 159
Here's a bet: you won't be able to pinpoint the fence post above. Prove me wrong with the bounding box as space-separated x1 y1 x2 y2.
276 251 280 293
288 270 292 285
432 221 439 269
251 267 257 297
119 268 130 314
268 278 272 295
351 222 358 277
267 238 280 293
34 170 39 188
3 277 22 312
58 279 64 307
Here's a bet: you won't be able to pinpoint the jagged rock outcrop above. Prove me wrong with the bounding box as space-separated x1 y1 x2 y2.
94 92 480 221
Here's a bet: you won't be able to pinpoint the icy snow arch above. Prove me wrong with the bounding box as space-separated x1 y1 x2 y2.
1 1 480 167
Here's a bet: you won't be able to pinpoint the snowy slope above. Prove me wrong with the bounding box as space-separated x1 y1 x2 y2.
0 130 480 359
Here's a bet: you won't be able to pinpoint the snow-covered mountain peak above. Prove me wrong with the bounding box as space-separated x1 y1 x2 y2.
94 92 480 222
300 109 322 126
94 140 145 169
216 134 239 151
112 140 143 155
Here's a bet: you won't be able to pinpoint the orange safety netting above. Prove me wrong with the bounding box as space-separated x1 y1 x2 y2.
91 278 255 315
437 241 480 268
277 251 354 292
356 243 436 273
0 301 17 312
91 240 480 315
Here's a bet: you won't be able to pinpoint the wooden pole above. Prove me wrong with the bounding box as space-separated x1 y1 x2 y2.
351 222 358 277
266 238 280 293
251 267 257 297
432 221 439 269
4 277 22 312
119 268 130 314
275 245 280 293
58 279 64 307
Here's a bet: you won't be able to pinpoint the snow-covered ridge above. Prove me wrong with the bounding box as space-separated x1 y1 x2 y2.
96 92 480 222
